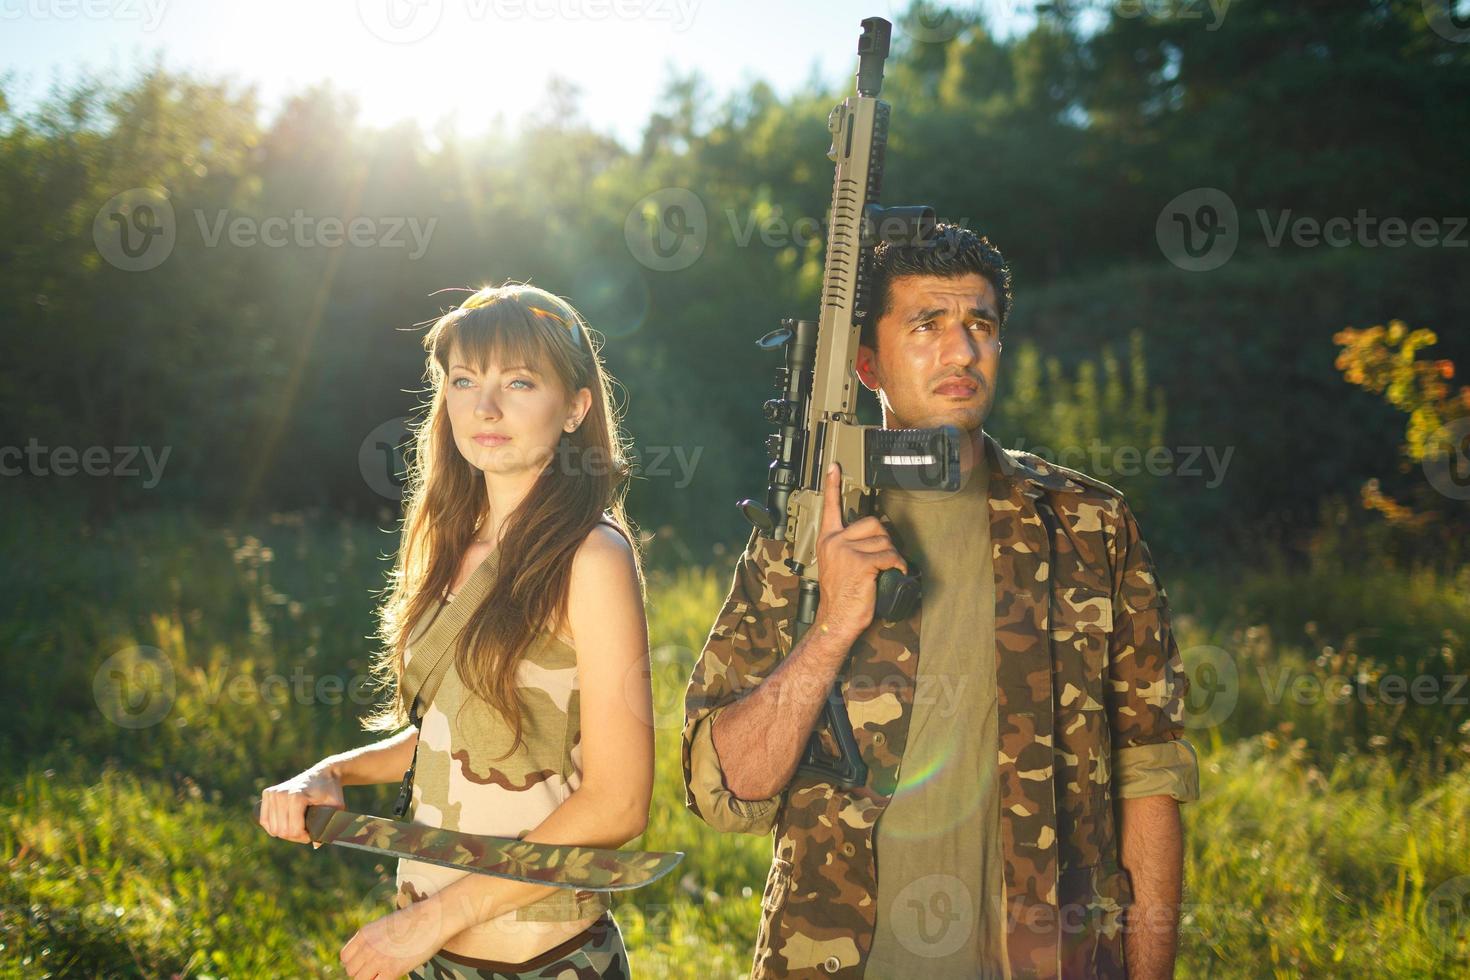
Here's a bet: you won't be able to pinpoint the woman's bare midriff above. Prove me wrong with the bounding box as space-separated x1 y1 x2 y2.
439 910 602 961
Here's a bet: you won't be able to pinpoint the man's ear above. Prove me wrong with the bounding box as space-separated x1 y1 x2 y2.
855 344 880 392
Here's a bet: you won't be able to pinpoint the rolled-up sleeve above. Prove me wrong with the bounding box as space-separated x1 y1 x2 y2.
1107 496 1201 802
1115 739 1200 802
686 704 782 835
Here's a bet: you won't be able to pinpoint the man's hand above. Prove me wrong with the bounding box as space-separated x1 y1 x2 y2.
813 462 908 643
698 462 910 803
706 463 906 800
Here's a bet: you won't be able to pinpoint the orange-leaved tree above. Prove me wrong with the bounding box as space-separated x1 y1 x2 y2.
1333 321 1470 528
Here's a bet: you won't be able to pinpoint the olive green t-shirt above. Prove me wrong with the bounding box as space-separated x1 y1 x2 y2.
865 460 1009 979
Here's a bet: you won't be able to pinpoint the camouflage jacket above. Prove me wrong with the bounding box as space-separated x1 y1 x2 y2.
681 430 1193 979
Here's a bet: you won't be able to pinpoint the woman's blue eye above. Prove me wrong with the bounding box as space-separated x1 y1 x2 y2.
451 376 534 389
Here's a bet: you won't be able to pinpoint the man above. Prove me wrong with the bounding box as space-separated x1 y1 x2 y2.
681 224 1199 979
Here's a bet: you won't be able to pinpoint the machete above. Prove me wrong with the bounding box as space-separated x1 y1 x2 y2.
252 803 681 891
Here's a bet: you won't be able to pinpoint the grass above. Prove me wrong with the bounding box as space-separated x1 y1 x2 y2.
2 498 1467 977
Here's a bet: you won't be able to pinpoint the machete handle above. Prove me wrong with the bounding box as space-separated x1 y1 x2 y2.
251 799 338 847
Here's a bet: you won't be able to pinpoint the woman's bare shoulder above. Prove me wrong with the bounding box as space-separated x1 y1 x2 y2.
580 521 634 560
561 525 639 631
544 525 637 647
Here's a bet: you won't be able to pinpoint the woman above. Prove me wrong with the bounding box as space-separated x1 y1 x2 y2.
259 282 653 979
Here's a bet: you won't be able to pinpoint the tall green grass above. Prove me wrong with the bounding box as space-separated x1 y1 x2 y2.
3 500 1467 976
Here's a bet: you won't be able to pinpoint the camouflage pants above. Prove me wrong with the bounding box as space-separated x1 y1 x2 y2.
409 913 629 979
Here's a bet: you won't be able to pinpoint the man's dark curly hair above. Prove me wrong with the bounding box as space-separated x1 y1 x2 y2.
863 223 1013 349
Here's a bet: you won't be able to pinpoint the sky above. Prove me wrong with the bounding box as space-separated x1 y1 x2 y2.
0 0 1041 149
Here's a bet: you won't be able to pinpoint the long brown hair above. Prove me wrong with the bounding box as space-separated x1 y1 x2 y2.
361 281 642 751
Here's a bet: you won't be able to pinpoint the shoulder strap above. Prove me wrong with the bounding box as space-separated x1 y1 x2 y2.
401 546 501 727
597 513 636 549
402 640 457 730
401 519 624 726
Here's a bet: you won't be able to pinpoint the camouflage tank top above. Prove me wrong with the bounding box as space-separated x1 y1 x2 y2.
393 542 611 924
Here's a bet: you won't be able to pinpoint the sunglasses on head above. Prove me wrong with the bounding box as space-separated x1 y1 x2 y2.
527 304 585 351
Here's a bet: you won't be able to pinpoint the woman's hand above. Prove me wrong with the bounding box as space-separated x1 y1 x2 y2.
258 763 345 849
340 900 446 980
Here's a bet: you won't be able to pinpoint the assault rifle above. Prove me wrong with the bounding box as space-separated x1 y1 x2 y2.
737 16 962 789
